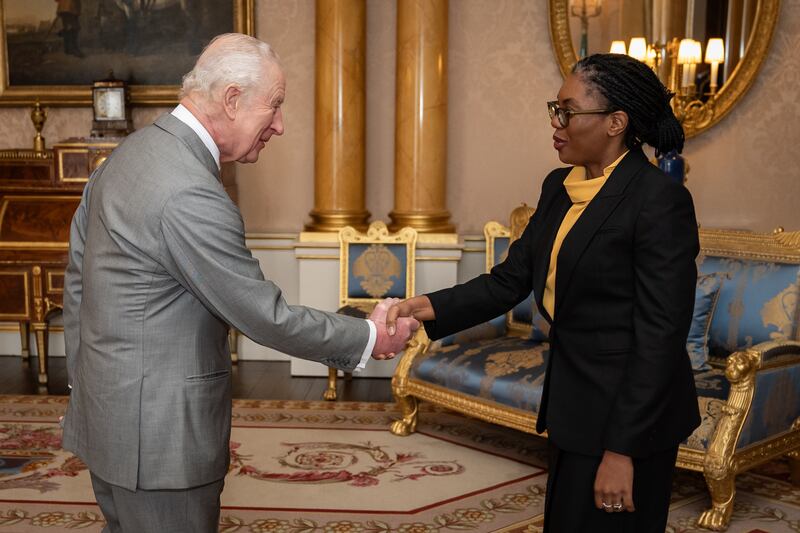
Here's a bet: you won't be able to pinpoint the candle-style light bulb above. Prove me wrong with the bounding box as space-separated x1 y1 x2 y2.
688 40 702 90
677 39 701 89
705 38 725 93
628 37 647 61
609 40 627 55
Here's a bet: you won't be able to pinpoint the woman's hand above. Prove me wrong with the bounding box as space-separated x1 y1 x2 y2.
594 450 635 513
385 295 435 335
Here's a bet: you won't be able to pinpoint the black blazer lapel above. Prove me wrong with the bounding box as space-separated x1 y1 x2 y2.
532 177 572 324
553 149 649 315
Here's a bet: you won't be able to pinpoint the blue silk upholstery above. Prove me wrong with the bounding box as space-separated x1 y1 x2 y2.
736 364 800 449
529 308 550 341
687 273 725 370
411 336 549 412
680 256 800 452
511 295 534 325
437 314 507 348
493 232 549 339
493 236 510 267
683 368 732 450
697 256 800 357
347 243 408 299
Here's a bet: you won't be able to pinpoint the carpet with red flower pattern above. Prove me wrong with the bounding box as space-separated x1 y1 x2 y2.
0 395 798 532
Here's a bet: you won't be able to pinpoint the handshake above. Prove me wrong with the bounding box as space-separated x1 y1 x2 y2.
369 298 420 360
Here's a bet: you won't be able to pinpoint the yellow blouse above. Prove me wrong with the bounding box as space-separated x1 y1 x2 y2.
542 151 628 318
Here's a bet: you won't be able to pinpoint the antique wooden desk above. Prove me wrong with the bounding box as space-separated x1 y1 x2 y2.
0 141 117 387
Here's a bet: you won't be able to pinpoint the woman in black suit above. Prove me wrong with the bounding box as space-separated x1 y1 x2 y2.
387 54 701 532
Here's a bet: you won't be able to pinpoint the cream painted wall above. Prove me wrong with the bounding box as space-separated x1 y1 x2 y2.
0 0 797 233
235 0 317 233
195 0 800 233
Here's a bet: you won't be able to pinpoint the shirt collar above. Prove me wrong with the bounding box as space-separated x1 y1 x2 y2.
563 150 629 204
170 104 221 169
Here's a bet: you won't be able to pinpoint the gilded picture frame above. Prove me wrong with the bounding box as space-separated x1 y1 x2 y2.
547 0 780 138
0 0 254 106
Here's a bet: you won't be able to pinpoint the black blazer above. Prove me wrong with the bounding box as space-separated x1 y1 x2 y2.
425 149 701 458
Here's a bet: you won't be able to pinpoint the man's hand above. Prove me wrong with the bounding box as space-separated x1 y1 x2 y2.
370 298 419 359
385 295 435 336
594 450 635 513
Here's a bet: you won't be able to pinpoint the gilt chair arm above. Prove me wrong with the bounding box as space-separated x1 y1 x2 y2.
703 339 800 469
749 339 800 366
725 340 800 384
391 328 432 395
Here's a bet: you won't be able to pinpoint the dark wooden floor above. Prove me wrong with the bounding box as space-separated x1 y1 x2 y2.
0 355 394 402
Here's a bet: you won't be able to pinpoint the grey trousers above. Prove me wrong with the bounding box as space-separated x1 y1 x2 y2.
90 472 224 533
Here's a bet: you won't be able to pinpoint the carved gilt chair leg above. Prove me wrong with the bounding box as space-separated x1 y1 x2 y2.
390 395 419 436
19 321 30 358
697 469 736 531
228 328 239 364
788 450 800 486
324 367 338 401
32 323 49 388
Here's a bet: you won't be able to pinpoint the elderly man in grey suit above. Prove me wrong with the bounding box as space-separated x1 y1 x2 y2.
62 33 418 533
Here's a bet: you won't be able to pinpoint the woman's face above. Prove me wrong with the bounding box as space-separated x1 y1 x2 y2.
551 73 617 169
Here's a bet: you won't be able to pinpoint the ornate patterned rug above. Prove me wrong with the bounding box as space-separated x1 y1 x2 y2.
0 395 798 532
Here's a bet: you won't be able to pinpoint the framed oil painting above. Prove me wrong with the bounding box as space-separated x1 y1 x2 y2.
0 0 253 106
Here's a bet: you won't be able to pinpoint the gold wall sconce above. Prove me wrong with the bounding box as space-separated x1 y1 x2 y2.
602 36 724 134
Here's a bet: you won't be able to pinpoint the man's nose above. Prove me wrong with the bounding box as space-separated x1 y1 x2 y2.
272 108 285 136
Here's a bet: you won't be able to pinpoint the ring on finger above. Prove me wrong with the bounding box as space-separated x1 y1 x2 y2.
601 502 613 511
612 503 624 511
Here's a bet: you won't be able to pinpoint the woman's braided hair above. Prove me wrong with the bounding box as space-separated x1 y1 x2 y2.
572 53 684 155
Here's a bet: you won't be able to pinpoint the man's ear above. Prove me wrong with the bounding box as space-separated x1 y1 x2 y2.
222 84 242 120
608 110 628 139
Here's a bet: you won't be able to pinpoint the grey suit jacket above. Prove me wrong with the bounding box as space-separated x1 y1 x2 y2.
62 114 370 491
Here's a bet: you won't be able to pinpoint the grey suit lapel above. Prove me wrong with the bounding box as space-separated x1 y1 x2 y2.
153 113 220 180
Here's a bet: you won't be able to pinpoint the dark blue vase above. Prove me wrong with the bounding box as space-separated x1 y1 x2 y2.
657 150 686 184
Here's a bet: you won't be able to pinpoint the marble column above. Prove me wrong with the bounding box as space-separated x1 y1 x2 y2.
306 0 370 232
390 0 454 233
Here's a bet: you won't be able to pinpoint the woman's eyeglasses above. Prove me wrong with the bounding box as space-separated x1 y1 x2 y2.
547 100 613 128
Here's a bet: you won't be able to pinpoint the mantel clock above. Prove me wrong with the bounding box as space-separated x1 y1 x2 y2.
91 74 133 138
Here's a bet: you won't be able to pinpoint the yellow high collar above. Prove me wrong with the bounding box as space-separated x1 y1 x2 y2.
563 150 628 204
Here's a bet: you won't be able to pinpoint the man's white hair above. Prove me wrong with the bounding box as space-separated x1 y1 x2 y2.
181 33 281 100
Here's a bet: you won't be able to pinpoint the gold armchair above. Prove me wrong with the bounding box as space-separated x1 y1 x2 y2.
391 205 539 436
324 221 417 400
676 228 800 530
